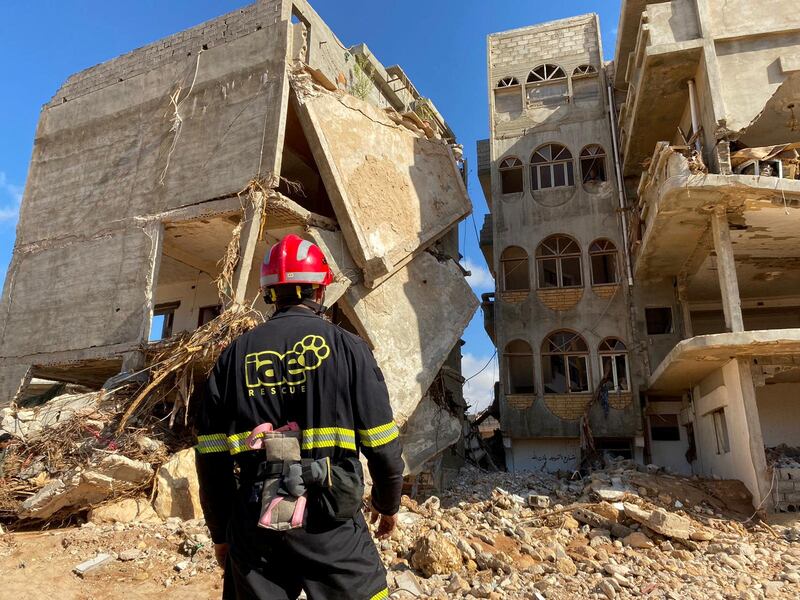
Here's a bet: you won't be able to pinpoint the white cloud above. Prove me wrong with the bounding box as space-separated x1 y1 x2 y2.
464 258 494 295
461 352 497 414
0 172 23 223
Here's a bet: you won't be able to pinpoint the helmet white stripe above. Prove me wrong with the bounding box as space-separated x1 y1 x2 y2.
296 240 312 261
260 271 328 287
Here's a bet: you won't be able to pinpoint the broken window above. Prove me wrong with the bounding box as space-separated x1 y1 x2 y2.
500 246 530 291
527 64 566 83
530 144 574 191
504 339 535 394
496 76 519 88
580 145 607 184
650 413 680 441
589 239 618 285
536 235 582 288
542 330 589 394
499 157 524 194
197 304 222 327
711 408 730 454
598 337 629 392
645 307 673 335
150 302 180 341
572 64 597 77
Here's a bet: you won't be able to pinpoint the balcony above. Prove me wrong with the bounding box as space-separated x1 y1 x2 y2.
481 292 495 344
477 138 491 208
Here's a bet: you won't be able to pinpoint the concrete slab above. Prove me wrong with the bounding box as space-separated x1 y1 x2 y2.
291 82 471 286
648 329 800 393
340 251 479 425
400 396 463 476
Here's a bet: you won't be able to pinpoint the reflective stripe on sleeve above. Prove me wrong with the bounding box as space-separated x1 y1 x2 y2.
196 434 229 454
357 421 399 448
301 427 356 451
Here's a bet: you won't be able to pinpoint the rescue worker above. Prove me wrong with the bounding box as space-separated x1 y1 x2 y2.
195 234 404 600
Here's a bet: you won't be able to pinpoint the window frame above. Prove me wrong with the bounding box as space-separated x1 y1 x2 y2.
197 304 223 328
535 235 583 289
589 238 619 285
499 156 524 195
152 301 180 340
527 64 567 83
530 144 575 191
712 408 730 454
598 337 629 392
580 144 607 184
496 76 520 88
504 339 535 395
541 330 590 395
499 246 530 292
572 64 598 78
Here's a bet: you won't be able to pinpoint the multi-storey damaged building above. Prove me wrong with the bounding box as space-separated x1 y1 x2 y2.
481 1 800 511
0 0 479 480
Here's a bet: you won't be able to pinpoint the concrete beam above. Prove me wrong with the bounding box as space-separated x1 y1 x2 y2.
710 208 743 333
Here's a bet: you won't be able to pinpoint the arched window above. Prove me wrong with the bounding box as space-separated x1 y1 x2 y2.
542 330 589 394
573 64 597 77
499 157 523 194
531 144 574 190
536 235 582 288
527 64 566 83
580 145 607 183
497 76 519 88
589 239 618 285
599 338 629 391
504 339 535 394
500 246 530 291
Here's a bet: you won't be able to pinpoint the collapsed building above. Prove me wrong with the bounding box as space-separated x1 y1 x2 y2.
479 0 800 511
0 0 479 486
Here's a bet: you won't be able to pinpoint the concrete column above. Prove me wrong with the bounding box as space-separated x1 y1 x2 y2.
710 208 744 332
736 359 773 512
230 191 266 305
677 277 693 338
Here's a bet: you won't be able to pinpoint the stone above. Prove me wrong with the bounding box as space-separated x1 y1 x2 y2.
118 549 144 561
153 449 203 520
527 494 550 509
410 530 462 577
97 454 153 483
89 497 160 524
622 531 653 549
555 557 577 576
393 571 424 597
446 573 471 594
598 578 617 599
646 508 693 540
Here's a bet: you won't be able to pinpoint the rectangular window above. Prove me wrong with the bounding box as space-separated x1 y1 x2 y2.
502 259 529 291
507 356 535 394
501 168 523 194
538 258 559 288
553 164 566 187
601 354 629 391
646 307 673 335
560 257 582 287
567 355 589 392
650 413 680 441
151 301 180 341
712 409 730 454
591 253 617 284
540 166 552 189
542 355 567 394
198 304 222 327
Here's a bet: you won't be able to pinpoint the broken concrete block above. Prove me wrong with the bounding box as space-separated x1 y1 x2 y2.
292 82 471 287
118 549 144 562
153 448 202 520
646 507 693 540
89 497 161 524
400 396 462 476
527 495 550 509
97 454 153 484
73 553 113 577
341 251 478 427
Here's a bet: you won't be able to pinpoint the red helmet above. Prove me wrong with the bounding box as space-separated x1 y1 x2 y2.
260 234 334 291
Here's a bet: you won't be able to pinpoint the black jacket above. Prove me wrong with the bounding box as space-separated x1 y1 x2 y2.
194 305 405 543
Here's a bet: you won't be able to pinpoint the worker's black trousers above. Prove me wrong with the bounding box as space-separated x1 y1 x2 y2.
222 510 388 600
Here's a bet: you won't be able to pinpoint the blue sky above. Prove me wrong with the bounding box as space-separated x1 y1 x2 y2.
0 0 619 411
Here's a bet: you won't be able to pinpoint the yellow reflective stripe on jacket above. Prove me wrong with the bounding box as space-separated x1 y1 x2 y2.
196 434 228 454
227 430 253 455
301 427 356 451
358 421 399 448
369 588 389 600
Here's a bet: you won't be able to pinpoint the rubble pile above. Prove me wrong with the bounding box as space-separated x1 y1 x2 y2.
378 461 800 600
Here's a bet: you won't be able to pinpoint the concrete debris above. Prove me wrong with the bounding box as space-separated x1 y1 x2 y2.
73 553 113 577
153 449 202 521
88 498 160 524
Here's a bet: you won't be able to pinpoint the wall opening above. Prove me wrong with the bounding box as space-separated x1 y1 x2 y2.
536 235 582 288
499 157 524 194
589 238 618 285
504 339 535 394
598 337 629 391
541 330 589 394
645 307 674 335
500 246 529 291
531 144 575 190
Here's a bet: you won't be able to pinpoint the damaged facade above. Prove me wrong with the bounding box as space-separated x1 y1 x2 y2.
0 0 478 483
480 1 800 511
